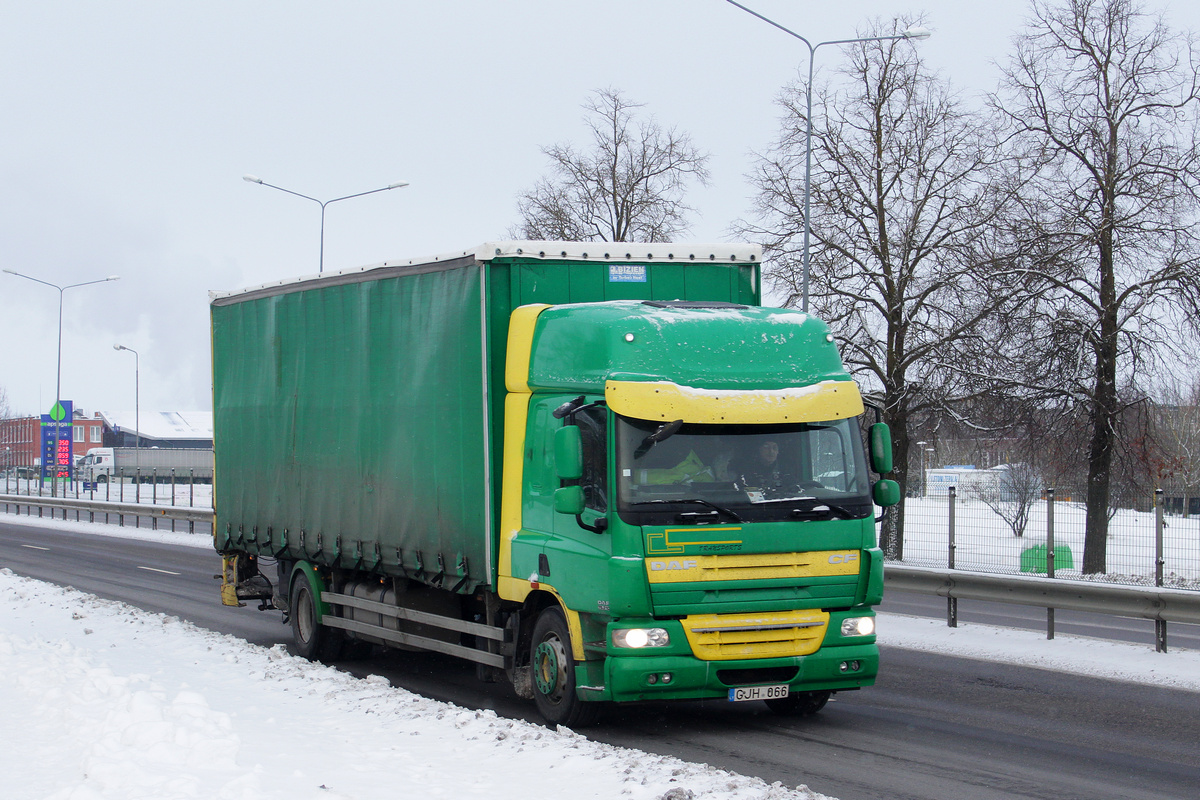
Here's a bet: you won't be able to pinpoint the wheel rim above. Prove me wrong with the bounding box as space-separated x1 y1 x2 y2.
533 636 569 702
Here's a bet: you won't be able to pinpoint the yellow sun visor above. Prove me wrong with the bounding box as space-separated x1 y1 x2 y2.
605 379 864 425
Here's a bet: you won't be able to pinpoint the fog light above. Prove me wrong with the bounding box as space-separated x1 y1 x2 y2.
613 627 670 648
841 616 876 637
647 673 659 685
661 673 673 684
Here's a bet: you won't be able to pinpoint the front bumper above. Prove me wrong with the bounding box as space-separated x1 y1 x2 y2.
582 642 878 703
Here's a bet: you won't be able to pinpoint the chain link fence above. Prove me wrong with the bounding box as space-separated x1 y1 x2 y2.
900 486 1199 591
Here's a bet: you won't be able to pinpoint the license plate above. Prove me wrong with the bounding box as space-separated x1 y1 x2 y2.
728 684 789 702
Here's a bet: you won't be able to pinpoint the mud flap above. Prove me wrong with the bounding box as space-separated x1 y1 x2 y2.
219 555 244 607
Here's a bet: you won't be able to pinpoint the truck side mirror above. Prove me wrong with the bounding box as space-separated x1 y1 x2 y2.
554 425 584 480
868 423 893 474
873 478 901 507
554 485 586 515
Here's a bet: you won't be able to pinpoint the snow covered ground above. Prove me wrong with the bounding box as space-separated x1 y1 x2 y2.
2 516 1199 800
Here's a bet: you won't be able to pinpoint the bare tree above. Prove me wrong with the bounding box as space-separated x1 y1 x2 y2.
512 88 710 242
993 0 1200 573
970 462 1044 537
740 18 1024 559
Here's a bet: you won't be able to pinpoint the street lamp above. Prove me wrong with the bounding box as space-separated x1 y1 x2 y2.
724 1 931 312
3 269 120 495
243 175 409 274
113 344 139 473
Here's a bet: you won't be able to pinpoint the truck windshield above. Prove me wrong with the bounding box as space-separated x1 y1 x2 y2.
614 415 872 525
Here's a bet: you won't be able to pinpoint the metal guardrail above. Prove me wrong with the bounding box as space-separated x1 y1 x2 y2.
886 564 1200 624
886 563 1200 652
0 493 214 525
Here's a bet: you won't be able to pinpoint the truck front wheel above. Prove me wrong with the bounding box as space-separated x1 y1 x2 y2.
530 607 599 728
290 574 343 662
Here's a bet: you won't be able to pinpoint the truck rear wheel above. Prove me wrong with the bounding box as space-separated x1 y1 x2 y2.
765 690 830 717
530 607 600 728
290 574 344 662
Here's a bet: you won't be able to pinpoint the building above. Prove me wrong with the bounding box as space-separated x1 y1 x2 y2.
1 407 213 474
0 415 40 472
71 410 110 455
1 408 112 471
98 410 213 449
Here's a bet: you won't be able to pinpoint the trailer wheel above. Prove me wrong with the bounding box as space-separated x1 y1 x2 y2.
530 607 600 728
765 690 830 717
289 574 344 662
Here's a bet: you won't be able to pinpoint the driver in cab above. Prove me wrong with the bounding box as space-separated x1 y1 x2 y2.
737 440 783 489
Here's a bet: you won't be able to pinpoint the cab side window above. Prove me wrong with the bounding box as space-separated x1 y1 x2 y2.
574 405 608 513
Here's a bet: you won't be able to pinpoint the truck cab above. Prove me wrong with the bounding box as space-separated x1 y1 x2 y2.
76 448 114 482
498 300 896 724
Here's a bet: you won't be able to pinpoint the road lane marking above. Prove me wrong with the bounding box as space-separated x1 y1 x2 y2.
20 544 51 551
136 566 181 576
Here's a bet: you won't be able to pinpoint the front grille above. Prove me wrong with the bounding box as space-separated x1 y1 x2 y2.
680 609 829 661
716 666 799 686
645 550 862 584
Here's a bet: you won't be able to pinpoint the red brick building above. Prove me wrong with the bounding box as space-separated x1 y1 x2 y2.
0 415 40 471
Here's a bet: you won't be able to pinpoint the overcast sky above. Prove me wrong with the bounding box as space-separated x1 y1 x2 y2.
2 1 1198 418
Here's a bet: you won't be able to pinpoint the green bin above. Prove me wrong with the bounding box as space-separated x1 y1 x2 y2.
1020 544 1074 573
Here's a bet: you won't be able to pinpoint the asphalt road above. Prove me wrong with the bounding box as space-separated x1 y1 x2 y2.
2 516 1197 800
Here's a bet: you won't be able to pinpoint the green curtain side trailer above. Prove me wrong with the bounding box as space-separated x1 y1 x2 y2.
212 241 898 726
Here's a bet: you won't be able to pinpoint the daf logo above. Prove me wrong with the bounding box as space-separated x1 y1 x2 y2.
650 559 698 571
829 553 858 564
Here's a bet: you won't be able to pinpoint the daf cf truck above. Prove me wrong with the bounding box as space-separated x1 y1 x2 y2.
212 241 899 726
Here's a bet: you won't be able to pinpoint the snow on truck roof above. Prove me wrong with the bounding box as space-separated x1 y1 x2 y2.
209 241 761 305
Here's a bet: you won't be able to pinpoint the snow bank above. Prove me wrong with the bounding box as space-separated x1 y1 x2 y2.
0 569 831 800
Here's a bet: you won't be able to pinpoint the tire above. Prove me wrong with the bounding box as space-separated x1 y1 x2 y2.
765 690 830 717
530 607 600 728
290 574 344 662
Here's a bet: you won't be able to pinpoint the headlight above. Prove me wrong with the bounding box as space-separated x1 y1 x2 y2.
612 627 670 648
841 616 876 637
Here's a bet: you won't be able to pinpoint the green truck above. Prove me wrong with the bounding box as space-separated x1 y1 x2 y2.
212 241 899 726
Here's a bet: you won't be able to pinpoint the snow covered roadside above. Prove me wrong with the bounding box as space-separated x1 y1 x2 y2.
0 568 827 800
877 613 1200 692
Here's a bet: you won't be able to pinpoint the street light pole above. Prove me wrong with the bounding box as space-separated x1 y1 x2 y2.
3 269 120 495
723 1 931 311
113 344 139 473
242 175 409 274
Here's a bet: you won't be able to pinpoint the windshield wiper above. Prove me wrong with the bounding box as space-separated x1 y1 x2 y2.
789 500 864 520
633 419 684 459
631 498 744 523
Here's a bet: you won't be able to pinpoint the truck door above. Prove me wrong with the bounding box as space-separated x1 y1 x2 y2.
543 401 612 608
